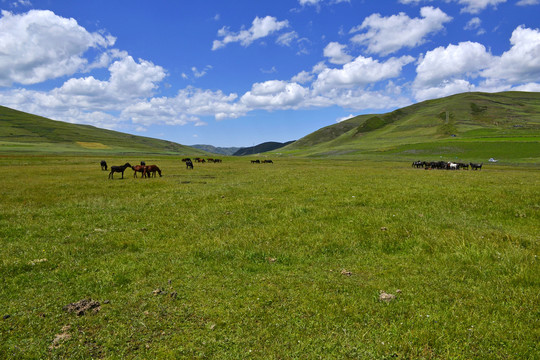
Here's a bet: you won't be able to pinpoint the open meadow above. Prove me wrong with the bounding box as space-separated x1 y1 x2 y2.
0 155 538 359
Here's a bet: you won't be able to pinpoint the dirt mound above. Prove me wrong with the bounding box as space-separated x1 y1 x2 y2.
63 299 101 316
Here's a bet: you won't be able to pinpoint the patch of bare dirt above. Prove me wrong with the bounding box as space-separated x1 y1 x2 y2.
63 299 101 316
49 325 71 349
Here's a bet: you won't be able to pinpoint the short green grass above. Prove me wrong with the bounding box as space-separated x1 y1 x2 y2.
1 156 538 359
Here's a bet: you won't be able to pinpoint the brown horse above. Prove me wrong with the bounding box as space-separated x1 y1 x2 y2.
143 165 162 178
132 165 147 178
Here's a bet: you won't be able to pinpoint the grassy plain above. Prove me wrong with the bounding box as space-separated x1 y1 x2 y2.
0 155 538 359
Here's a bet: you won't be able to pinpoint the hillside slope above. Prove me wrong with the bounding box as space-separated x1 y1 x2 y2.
0 106 207 155
233 141 295 156
281 91 540 162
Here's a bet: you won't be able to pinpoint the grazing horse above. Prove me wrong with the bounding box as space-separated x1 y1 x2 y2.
100 160 108 171
132 165 147 178
182 158 191 162
143 165 162 178
214 159 222 163
140 161 146 166
262 159 273 163
251 160 260 164
470 162 483 170
108 163 132 179
186 160 194 169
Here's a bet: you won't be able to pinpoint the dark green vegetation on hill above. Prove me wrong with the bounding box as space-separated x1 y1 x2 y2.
280 92 540 163
0 156 538 359
0 106 206 155
233 141 295 156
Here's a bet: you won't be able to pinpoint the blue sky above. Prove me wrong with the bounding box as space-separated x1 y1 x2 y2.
1 0 539 147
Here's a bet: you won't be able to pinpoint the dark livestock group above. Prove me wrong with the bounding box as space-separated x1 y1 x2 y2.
103 157 227 179
412 161 483 170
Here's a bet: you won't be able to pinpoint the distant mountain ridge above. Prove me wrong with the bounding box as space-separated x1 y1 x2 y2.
190 144 242 155
233 141 295 156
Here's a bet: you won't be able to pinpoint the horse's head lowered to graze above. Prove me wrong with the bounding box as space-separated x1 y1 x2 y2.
143 165 162 178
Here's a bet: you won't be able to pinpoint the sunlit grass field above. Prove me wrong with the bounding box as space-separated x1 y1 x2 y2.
0 155 538 359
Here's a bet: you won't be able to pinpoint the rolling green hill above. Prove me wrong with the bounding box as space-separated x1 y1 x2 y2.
0 106 207 155
280 91 540 163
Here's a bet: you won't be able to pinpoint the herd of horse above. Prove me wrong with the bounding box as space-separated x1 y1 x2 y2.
412 160 483 170
101 161 162 179
102 158 485 179
102 157 228 179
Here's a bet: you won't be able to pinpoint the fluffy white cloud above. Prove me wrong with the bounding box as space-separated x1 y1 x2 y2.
517 0 540 5
240 80 308 110
350 7 452 56
323 42 353 64
0 10 115 86
0 53 166 129
291 70 314 84
415 41 493 88
413 26 540 101
212 16 289 50
313 55 415 93
481 26 540 83
414 79 474 101
123 87 247 125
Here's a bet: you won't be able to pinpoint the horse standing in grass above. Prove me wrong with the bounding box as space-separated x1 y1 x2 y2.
100 160 108 171
186 160 194 169
143 165 162 178
108 163 132 179
132 165 147 178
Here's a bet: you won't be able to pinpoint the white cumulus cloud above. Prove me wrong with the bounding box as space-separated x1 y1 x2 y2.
481 26 540 83
415 41 493 88
212 16 289 50
0 10 115 87
323 42 353 64
350 7 452 56
313 55 415 93
241 80 308 110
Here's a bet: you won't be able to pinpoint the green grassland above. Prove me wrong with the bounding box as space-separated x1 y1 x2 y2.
280 92 540 163
1 155 538 359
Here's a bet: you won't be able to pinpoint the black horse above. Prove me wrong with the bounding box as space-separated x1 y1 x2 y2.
470 162 483 170
108 163 132 179
186 160 194 169
100 160 108 171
